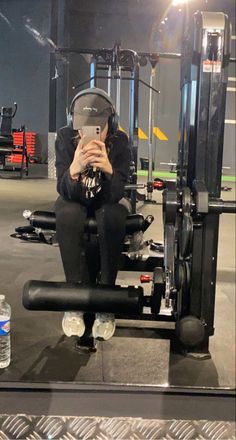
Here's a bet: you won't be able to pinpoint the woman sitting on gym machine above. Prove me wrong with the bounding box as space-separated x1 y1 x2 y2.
55 88 130 341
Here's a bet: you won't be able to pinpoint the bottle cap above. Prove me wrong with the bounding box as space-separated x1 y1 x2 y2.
0 295 5 301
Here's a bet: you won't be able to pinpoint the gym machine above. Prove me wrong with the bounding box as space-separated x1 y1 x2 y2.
19 12 236 356
0 103 29 178
57 43 176 210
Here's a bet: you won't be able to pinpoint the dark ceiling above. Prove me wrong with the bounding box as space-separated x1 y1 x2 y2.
66 0 235 53
67 0 235 18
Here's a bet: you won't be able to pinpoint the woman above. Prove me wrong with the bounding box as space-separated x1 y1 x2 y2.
55 88 131 341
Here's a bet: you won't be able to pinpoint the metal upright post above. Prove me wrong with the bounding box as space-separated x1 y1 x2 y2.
55 0 68 130
49 0 58 132
148 71 154 188
107 65 112 97
177 11 231 352
129 61 139 213
116 67 122 117
90 59 97 88
147 55 159 201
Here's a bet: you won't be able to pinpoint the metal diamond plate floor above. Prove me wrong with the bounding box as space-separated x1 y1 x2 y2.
0 415 235 440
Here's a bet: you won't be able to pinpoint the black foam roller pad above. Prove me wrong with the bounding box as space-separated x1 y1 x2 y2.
23 280 144 315
30 211 56 230
29 211 148 234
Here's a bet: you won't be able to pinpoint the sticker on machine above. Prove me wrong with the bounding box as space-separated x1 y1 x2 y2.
203 59 222 73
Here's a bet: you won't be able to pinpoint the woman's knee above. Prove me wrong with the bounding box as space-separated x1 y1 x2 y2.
96 203 127 231
55 197 87 227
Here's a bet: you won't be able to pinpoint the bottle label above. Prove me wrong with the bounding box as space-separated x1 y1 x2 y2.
0 320 10 336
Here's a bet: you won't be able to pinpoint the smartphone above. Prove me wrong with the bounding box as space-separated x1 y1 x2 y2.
81 126 101 146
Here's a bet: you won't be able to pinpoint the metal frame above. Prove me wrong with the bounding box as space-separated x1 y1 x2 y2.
0 381 235 418
56 44 176 212
179 11 231 345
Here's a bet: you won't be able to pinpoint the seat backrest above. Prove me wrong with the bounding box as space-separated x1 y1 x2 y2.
0 107 15 153
0 107 13 137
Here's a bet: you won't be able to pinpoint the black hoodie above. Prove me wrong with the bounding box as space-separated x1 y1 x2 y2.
55 126 131 206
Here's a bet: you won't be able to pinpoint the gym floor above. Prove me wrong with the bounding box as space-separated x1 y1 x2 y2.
0 166 235 389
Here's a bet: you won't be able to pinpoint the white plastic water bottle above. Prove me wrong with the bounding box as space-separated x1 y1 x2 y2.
0 295 11 368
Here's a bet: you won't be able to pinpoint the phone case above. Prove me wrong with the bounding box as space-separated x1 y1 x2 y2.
82 126 101 146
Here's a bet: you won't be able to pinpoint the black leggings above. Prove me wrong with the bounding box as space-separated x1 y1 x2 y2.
55 196 128 285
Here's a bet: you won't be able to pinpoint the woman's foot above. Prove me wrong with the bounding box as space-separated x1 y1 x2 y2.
92 313 116 341
62 311 85 337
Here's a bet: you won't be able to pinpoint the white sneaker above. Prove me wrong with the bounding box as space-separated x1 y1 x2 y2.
62 312 85 337
92 313 116 341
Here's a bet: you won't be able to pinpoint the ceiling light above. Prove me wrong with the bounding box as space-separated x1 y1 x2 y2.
172 0 191 6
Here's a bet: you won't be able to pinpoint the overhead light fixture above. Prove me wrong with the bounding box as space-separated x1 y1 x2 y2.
172 0 191 6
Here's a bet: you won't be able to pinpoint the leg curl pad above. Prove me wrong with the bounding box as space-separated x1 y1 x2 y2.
23 280 144 315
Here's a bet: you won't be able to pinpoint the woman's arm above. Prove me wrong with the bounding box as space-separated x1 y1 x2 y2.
103 132 131 203
55 128 130 204
55 127 87 202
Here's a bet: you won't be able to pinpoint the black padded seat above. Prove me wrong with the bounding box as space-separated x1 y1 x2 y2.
0 135 14 154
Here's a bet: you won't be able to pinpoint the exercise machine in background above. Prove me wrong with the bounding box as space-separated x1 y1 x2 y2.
16 12 236 357
0 103 30 179
57 43 180 211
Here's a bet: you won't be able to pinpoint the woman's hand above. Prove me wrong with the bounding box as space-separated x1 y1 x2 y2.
69 137 104 179
70 138 113 179
86 140 113 175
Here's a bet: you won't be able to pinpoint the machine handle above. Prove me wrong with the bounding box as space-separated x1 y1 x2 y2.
208 199 236 214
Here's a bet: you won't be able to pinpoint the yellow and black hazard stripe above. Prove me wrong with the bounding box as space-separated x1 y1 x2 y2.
119 126 168 140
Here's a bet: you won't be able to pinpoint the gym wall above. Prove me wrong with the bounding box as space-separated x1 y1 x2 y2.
0 0 51 163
